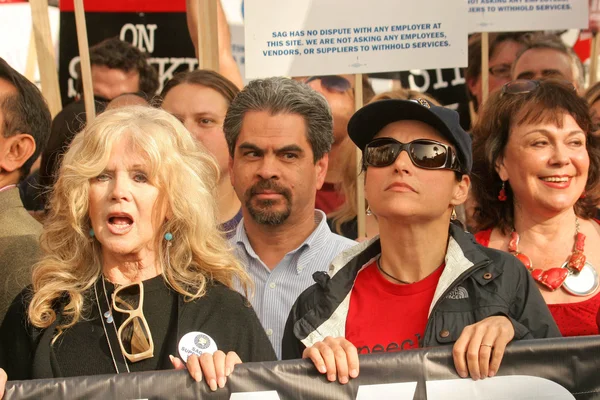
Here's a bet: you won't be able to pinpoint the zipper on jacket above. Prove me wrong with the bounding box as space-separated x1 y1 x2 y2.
422 259 491 347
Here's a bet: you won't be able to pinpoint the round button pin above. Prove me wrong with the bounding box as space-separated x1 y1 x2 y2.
178 331 218 363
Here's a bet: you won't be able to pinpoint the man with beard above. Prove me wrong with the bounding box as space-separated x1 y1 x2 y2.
224 77 356 359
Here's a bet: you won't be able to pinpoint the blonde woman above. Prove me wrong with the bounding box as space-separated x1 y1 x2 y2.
0 107 275 389
328 89 442 239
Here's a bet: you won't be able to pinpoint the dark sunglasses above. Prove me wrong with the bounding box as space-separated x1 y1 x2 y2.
501 79 576 95
363 138 461 171
305 75 351 93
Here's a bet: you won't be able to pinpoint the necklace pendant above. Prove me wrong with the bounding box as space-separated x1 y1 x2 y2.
568 251 586 273
575 232 586 252
531 267 569 291
562 262 600 297
104 311 114 324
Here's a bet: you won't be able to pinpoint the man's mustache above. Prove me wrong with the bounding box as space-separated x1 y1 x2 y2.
246 180 292 201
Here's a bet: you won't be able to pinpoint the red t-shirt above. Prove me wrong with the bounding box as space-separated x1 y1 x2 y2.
345 260 445 355
474 229 491 247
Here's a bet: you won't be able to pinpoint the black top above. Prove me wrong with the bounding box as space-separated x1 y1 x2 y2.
326 216 358 241
0 276 276 380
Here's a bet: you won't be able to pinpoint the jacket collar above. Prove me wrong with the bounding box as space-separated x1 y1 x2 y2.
296 223 497 347
0 186 23 213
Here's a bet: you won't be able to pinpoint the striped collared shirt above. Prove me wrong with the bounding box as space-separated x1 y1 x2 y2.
231 210 356 359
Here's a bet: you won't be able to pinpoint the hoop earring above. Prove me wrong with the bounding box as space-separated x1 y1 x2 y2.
498 181 507 202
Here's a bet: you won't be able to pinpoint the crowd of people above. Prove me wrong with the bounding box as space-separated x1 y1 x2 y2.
1 8 600 396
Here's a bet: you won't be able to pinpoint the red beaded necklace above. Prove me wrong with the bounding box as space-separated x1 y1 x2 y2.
508 220 586 291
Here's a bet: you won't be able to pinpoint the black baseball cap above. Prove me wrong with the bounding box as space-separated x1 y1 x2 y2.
347 99 472 173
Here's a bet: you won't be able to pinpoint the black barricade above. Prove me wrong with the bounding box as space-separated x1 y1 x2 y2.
5 336 600 400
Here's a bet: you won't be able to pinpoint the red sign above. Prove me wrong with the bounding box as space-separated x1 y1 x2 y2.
59 0 186 13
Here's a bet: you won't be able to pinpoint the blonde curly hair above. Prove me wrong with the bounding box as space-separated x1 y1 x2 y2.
29 106 250 335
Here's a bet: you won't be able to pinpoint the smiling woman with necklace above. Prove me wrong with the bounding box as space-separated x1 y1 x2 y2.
0 107 275 390
472 79 600 337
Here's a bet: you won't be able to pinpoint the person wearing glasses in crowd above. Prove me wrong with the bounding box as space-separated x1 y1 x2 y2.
471 79 600 337
161 70 243 237
303 75 375 214
282 98 560 382
464 32 529 119
512 34 585 93
0 107 276 390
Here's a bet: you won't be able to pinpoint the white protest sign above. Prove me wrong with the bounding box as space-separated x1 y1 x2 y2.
469 0 588 33
0 3 60 80
244 0 468 78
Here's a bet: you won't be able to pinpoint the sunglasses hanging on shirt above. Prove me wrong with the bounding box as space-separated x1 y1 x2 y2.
112 281 155 363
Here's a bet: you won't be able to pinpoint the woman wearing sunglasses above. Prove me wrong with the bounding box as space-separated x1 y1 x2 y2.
0 107 275 389
471 79 600 337
328 89 442 240
282 99 560 383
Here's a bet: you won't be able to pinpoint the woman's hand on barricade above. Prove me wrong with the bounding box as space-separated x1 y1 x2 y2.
452 315 515 380
170 351 242 391
302 336 359 384
0 368 7 399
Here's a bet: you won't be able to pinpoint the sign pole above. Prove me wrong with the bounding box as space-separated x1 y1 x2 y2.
24 30 37 83
355 74 366 239
195 0 220 71
481 32 490 103
74 0 95 122
591 33 600 86
29 0 62 118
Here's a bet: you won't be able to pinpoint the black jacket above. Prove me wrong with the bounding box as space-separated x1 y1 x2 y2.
282 224 561 359
1 280 276 379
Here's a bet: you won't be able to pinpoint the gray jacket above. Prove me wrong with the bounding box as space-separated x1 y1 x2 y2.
282 223 561 359
0 188 42 323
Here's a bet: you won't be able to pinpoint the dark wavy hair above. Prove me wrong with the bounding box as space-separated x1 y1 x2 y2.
471 79 600 233
76 37 159 98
